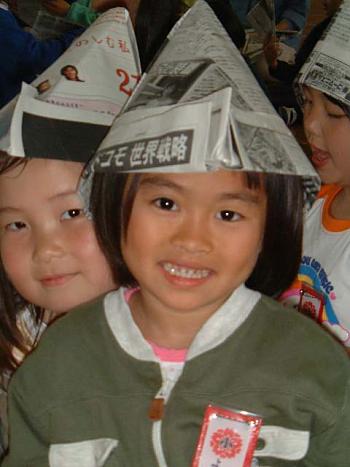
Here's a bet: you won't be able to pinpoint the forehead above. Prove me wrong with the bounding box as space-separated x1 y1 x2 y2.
0 159 83 202
303 86 341 105
138 170 265 200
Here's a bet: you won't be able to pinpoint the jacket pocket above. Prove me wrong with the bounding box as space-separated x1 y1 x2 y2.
254 425 310 461
49 438 118 467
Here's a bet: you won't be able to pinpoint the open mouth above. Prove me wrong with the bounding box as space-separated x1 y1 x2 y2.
311 147 330 168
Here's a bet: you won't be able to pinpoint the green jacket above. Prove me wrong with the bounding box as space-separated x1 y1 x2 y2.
66 0 99 27
3 287 350 466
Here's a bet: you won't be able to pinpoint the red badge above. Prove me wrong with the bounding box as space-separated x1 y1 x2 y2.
298 283 324 323
192 405 262 467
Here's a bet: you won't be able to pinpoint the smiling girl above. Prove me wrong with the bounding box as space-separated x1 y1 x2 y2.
0 156 116 374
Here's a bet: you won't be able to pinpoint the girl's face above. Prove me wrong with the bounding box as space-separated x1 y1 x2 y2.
303 86 350 185
63 66 77 80
122 170 266 318
0 159 116 316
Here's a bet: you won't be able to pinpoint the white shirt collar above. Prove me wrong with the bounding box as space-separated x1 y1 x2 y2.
104 285 261 361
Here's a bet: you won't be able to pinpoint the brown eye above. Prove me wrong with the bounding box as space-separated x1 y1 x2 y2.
61 209 83 220
154 198 177 211
5 221 26 231
217 210 241 222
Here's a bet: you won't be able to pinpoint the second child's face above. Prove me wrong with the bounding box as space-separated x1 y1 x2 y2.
0 159 116 316
122 171 266 318
303 86 350 185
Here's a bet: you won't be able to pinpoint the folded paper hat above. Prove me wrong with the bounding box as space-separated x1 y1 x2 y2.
297 0 350 109
0 7 141 163
83 0 318 182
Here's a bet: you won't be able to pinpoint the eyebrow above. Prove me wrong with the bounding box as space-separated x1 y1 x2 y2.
48 189 80 202
140 176 261 204
0 206 21 215
0 190 80 214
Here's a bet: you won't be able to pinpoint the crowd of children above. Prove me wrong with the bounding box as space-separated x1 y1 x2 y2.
0 0 350 465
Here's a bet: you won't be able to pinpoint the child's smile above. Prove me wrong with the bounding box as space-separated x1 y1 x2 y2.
122 170 267 345
162 261 211 281
0 159 116 317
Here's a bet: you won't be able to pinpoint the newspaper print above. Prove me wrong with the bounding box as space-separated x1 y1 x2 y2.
32 8 141 117
298 0 350 107
0 84 112 162
91 0 317 179
0 8 140 162
92 87 239 173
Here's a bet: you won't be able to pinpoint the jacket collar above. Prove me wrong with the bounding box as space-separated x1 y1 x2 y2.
104 285 260 361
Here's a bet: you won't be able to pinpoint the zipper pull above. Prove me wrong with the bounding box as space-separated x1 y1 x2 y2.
149 397 165 421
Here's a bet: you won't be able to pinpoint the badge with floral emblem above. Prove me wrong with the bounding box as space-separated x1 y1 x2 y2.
192 405 262 467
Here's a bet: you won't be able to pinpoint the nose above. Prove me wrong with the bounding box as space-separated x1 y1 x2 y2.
171 214 212 255
303 101 323 143
33 226 65 263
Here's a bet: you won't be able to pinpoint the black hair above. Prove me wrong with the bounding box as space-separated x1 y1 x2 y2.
204 0 246 50
134 0 182 71
0 154 44 376
60 64 78 75
134 0 246 71
60 64 84 82
90 170 303 298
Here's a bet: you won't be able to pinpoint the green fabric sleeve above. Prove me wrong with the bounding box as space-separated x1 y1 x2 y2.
1 385 49 466
304 379 350 467
66 0 99 27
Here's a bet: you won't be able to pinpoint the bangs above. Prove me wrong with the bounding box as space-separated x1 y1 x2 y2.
244 171 264 191
0 152 28 176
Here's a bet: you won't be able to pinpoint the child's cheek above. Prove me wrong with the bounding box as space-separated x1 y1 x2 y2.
67 220 101 256
0 236 27 283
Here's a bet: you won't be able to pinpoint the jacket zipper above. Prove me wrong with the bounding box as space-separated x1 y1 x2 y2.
150 363 184 466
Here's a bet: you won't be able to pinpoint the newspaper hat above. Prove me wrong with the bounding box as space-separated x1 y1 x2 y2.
297 0 350 111
82 0 318 186
0 8 141 163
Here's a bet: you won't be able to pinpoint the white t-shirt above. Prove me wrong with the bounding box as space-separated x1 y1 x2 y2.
280 184 350 348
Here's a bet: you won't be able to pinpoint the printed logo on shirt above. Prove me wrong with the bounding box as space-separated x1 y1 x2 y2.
280 255 350 347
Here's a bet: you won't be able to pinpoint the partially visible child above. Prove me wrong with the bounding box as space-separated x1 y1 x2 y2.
41 0 140 27
0 156 116 372
0 154 117 456
0 0 82 108
280 0 350 352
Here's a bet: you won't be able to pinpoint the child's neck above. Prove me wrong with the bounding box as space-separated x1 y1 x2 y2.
128 290 223 350
330 185 350 220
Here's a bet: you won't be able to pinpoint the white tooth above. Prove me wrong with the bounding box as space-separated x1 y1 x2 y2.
163 263 209 279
